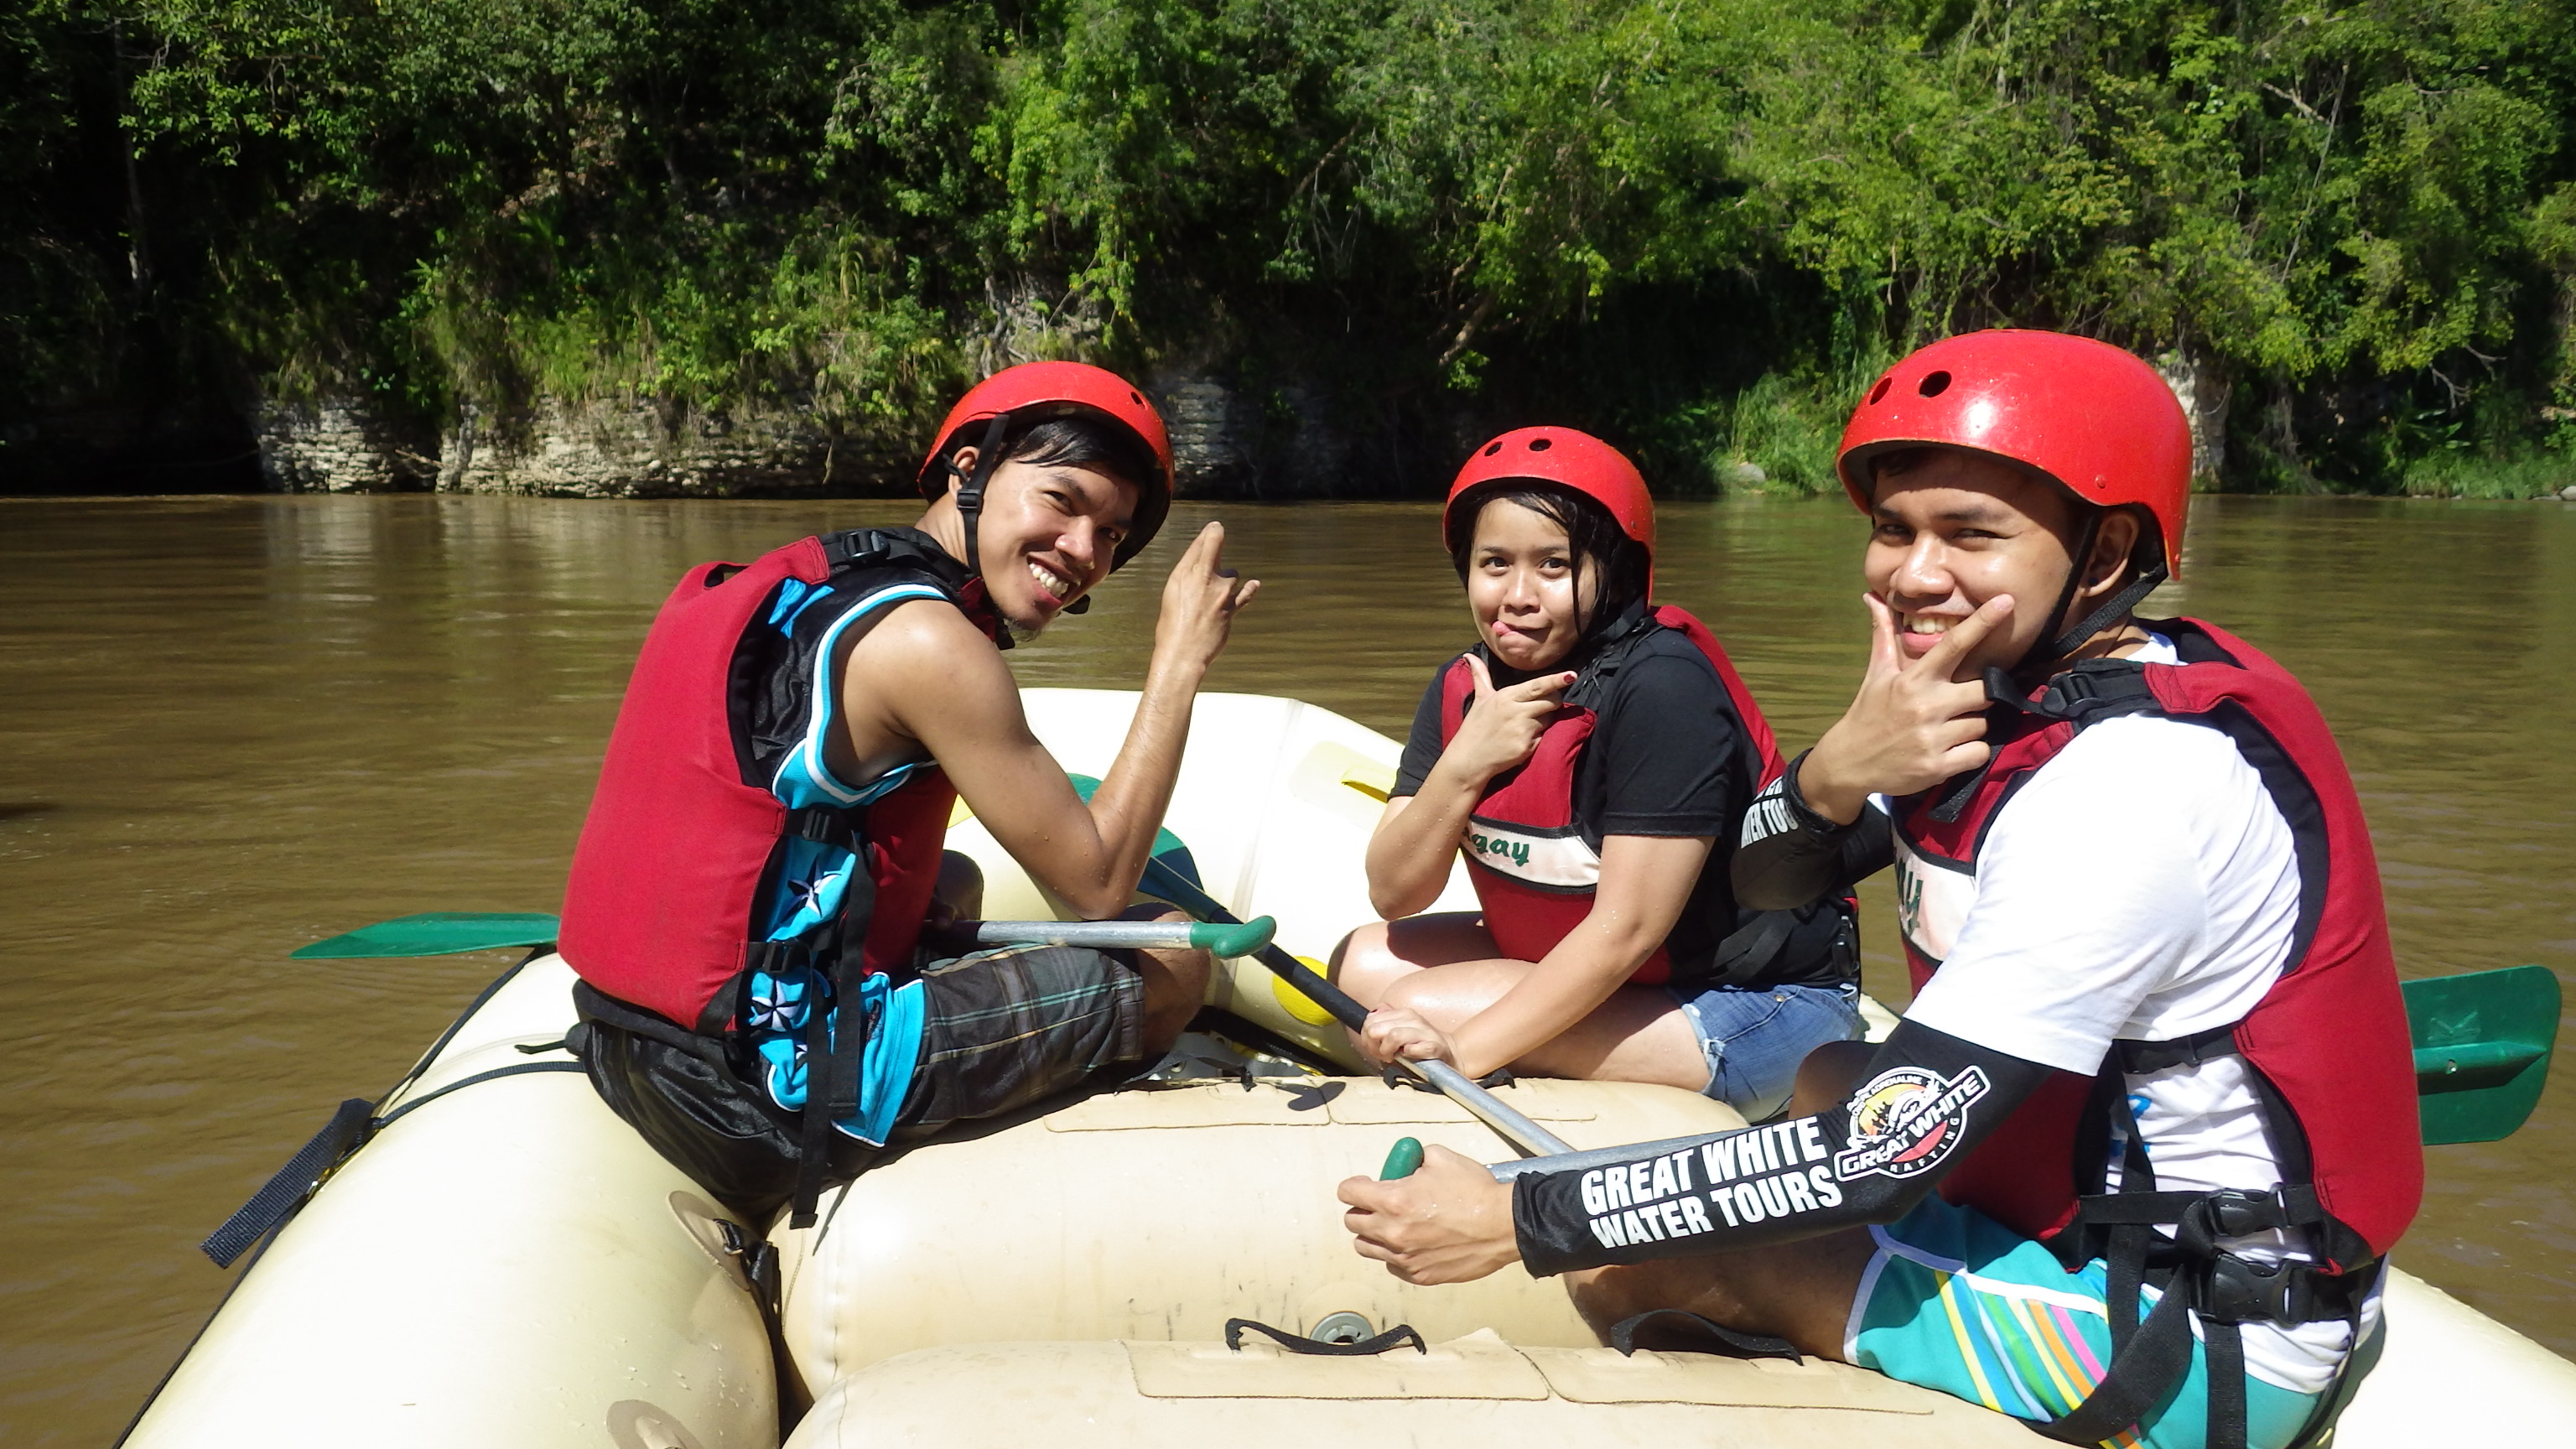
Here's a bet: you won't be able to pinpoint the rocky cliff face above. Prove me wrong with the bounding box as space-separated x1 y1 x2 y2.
256 397 436 492
252 371 1369 498
436 397 853 496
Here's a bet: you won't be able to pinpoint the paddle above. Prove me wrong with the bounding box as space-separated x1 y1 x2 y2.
973 916 1277 958
288 912 563 959
1135 854 1575 1157
1380 1136 1425 1180
2406 963 2560 1145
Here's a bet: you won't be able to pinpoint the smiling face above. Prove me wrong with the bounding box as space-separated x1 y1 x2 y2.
1864 448 2142 674
950 445 1140 635
1465 497 1603 673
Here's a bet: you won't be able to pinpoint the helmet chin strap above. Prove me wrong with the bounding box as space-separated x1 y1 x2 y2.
2010 508 2171 679
952 413 1012 581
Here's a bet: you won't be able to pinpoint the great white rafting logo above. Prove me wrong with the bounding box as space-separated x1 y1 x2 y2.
1832 1064 1992 1181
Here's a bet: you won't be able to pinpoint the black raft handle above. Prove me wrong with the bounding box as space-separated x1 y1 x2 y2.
199 1098 376 1269
1609 1308 1803 1363
1224 1317 1427 1356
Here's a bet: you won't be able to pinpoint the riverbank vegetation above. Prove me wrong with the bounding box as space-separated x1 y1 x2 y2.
9 0 2576 495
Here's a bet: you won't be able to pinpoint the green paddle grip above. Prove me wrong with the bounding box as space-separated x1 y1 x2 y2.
1187 915 1278 959
1380 1136 1425 1180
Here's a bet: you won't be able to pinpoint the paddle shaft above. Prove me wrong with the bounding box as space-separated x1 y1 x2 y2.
1137 860 1575 1157
970 917 1275 958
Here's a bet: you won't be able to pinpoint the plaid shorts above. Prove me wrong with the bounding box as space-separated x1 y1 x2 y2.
576 942 1145 1223
897 943 1149 1135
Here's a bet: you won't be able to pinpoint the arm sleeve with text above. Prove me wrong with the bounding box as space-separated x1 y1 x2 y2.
1730 762 1894 911
1510 1020 2054 1276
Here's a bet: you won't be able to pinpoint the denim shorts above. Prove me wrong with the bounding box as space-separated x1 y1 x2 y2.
1665 979 1864 1120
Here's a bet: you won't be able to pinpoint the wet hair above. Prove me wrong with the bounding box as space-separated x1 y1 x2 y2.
942 413 1159 496
1446 482 1650 636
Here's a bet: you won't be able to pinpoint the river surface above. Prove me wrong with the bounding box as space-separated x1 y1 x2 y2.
2 493 2571 1442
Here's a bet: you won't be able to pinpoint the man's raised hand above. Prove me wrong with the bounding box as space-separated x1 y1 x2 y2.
1798 593 2013 823
1151 522 1259 675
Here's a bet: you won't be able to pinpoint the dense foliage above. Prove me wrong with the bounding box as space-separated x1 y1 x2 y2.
9 0 2576 493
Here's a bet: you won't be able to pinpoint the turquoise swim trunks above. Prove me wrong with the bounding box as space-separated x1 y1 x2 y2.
1845 1197 2339 1449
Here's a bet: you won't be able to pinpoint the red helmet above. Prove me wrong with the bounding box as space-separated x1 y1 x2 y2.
1836 330 2191 578
1442 426 1654 566
917 361 1175 569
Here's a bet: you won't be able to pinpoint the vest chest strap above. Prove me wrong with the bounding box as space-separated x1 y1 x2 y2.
2111 1021 2242 1073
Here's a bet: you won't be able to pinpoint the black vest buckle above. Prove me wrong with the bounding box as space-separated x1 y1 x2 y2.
2191 1250 2366 1327
785 805 861 849
2034 659 2159 722
2198 1187 2293 1239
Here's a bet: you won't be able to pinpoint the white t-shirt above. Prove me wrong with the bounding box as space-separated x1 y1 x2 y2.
1894 636 2377 1394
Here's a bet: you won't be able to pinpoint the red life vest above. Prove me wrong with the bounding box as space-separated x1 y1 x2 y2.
1892 618 2419 1275
559 529 995 1033
1434 605 1786 985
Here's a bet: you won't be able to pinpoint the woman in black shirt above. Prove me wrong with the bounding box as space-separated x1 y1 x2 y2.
1335 428 1860 1119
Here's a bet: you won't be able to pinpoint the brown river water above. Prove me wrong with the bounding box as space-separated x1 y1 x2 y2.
2 493 2570 1442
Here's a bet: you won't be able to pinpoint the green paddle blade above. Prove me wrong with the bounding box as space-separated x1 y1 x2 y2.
1065 773 1200 886
290 912 563 960
2407 964 2560 1145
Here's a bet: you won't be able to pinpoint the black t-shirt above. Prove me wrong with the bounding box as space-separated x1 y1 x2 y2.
1394 624 1852 987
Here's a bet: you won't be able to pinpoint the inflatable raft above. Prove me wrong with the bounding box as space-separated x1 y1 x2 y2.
122 690 2576 1448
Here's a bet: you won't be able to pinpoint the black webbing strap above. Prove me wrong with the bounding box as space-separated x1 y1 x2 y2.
1706 908 1800 989
953 413 1011 580
2021 504 2172 669
2076 1184 2326 1237
787 865 877 1230
199 1098 375 1269
784 804 862 849
2205 1314 2250 1449
1608 1308 1803 1363
2032 1268 2201 1445
2034 1089 2200 1446
2038 1088 2363 1449
788 943 835 1230
2114 1021 2242 1073
1224 1317 1427 1356
370 1061 585 1130
2044 557 2171 667
1928 658 2163 823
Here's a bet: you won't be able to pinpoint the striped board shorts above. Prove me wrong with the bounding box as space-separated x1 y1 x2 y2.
1845 1197 2342 1449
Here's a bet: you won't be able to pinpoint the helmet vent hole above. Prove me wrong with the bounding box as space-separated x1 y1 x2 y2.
1130 391 1143 405
1527 437 1554 452
1483 442 1503 456
1867 377 1891 404
1917 371 1952 397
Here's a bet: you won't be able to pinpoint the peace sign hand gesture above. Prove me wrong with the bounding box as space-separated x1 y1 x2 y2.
1439 653 1575 787
1797 594 2015 824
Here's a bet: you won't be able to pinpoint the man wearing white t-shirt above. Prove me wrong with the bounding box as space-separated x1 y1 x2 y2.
1336 330 2420 1449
